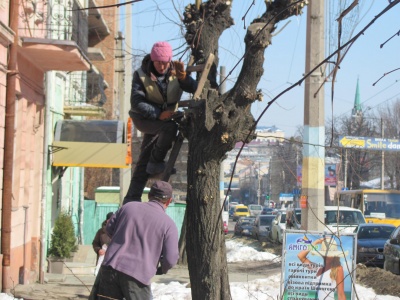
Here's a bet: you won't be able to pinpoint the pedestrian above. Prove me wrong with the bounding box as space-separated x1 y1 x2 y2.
123 41 198 204
286 210 294 229
297 237 348 300
88 212 114 300
95 181 179 300
92 211 113 264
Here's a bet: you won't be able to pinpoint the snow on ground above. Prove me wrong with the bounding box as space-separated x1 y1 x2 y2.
225 240 280 263
151 239 399 300
1 239 398 300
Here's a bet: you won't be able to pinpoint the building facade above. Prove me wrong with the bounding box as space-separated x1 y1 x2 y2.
0 0 118 290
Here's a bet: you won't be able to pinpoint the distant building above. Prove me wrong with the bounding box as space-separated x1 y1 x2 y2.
254 125 285 143
223 125 285 203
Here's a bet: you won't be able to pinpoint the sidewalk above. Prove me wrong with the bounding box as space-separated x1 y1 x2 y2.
12 264 190 299
11 244 277 299
11 244 193 299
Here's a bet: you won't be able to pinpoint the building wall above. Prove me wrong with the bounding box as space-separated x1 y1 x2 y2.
8 48 45 284
90 0 117 120
84 0 118 198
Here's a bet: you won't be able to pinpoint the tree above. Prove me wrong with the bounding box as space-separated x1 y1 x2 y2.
326 112 380 189
180 1 305 299
378 100 400 189
48 211 77 258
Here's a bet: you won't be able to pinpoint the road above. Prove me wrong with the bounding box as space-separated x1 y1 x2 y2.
226 215 282 278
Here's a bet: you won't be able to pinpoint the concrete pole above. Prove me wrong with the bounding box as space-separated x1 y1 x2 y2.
302 0 325 231
120 4 133 203
381 118 384 189
344 149 348 189
115 33 129 204
257 162 261 206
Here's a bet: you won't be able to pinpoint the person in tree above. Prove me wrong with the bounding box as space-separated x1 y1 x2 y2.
123 41 198 204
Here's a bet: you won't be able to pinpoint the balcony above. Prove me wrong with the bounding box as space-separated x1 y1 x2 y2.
17 0 90 71
64 71 106 118
0 21 14 47
88 0 110 46
19 37 90 72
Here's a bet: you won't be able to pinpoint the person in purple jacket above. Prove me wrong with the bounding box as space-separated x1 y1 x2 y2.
96 181 179 300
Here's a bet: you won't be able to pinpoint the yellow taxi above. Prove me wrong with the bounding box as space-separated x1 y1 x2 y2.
233 205 250 221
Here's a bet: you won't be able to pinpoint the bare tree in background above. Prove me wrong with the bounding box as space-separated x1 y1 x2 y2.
327 113 380 189
378 100 400 189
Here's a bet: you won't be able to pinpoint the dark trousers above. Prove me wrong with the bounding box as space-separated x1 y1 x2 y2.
95 266 152 300
123 117 177 203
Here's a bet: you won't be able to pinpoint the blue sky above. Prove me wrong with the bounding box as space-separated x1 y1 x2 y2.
120 1 400 137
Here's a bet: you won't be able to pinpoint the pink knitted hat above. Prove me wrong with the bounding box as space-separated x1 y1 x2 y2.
150 41 173 62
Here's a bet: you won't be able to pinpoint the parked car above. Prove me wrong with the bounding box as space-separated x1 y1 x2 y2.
248 204 263 217
270 211 287 243
261 207 277 215
354 223 395 267
286 208 302 229
234 217 254 237
223 221 229 235
271 209 301 243
229 202 239 208
233 205 250 221
384 225 400 274
229 206 236 218
252 214 275 242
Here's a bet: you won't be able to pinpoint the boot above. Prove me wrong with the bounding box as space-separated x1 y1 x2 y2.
147 166 177 179
146 161 166 175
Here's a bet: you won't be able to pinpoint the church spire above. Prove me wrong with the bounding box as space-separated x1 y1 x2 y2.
352 77 362 117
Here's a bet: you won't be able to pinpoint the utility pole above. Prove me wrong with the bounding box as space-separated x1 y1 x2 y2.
257 162 261 205
115 33 130 204
302 0 325 231
269 158 272 207
344 149 348 189
381 118 384 189
119 2 133 203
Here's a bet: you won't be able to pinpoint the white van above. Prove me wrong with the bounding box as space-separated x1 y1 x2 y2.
248 204 263 216
324 206 366 233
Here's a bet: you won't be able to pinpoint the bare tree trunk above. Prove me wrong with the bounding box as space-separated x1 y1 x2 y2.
186 120 231 299
181 1 305 299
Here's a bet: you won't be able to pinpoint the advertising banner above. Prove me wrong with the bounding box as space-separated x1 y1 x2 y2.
297 164 338 186
339 135 400 151
325 164 337 186
281 231 356 300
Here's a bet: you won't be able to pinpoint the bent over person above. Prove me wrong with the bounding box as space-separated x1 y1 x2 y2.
92 211 113 264
123 41 198 203
96 181 179 300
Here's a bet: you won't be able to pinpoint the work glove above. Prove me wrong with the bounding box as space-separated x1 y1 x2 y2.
173 60 186 80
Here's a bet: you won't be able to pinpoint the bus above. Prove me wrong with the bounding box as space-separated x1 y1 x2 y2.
337 189 400 226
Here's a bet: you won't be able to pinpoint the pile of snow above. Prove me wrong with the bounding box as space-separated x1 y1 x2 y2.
225 240 280 263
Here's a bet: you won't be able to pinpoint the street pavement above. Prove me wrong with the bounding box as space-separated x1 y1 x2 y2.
10 242 276 299
12 264 191 299
11 261 274 299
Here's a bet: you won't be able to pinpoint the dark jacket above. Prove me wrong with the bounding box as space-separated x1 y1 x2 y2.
92 221 111 262
129 54 198 120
